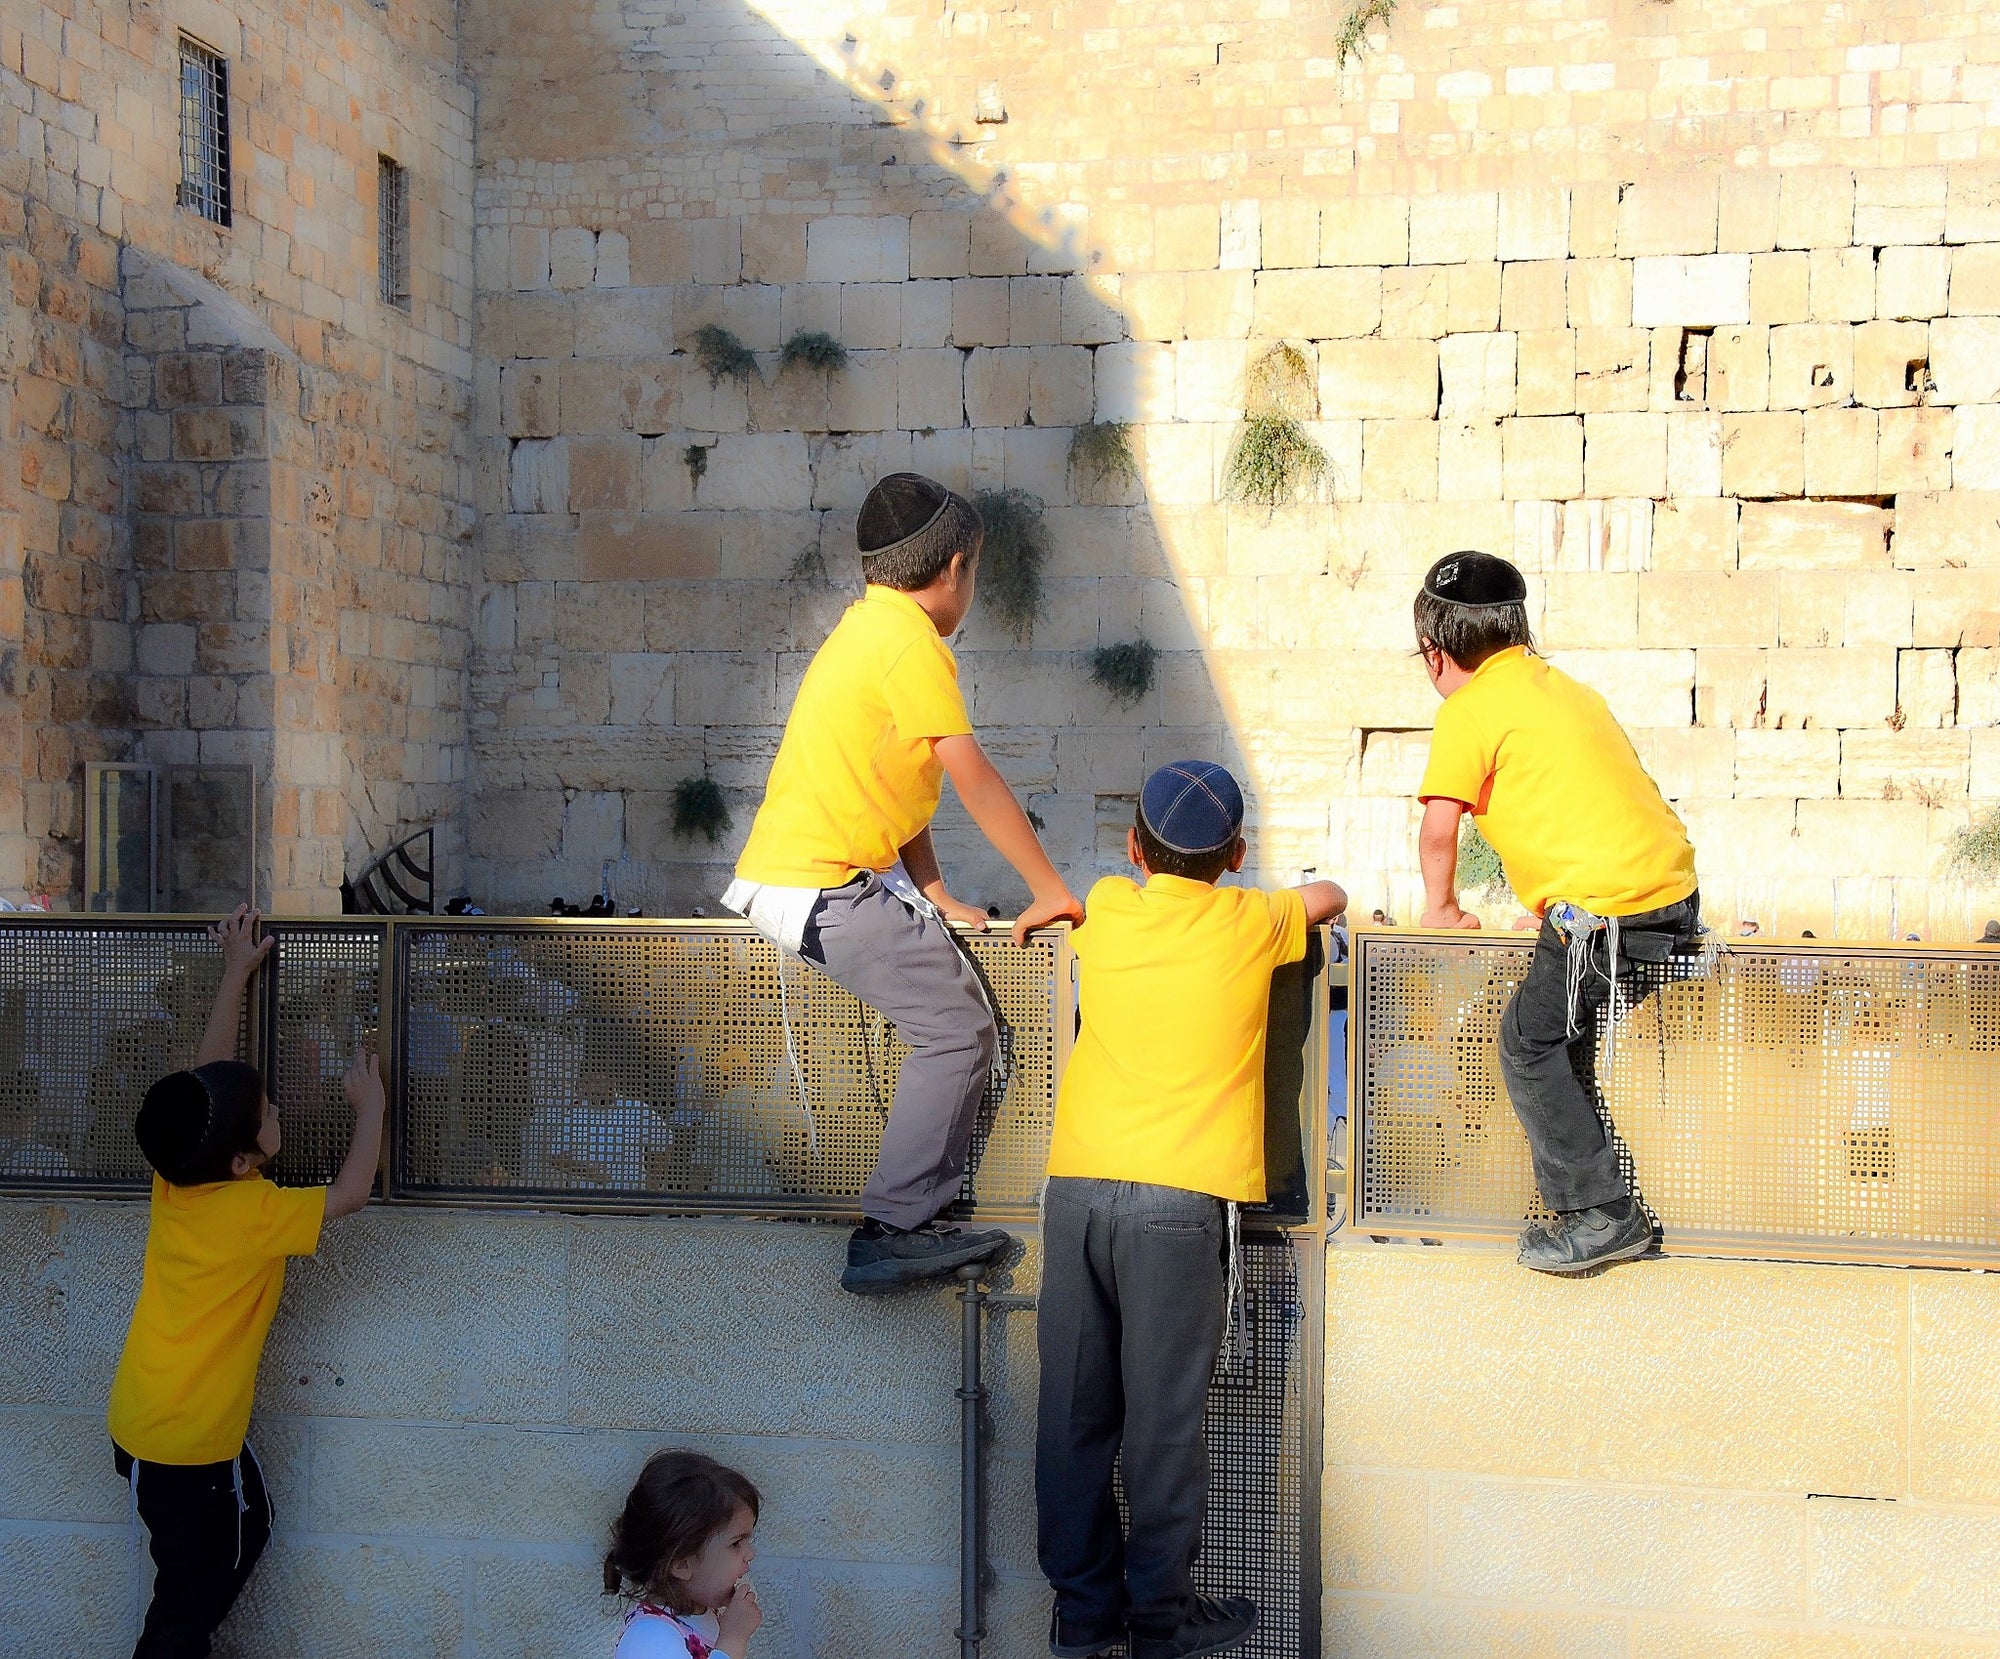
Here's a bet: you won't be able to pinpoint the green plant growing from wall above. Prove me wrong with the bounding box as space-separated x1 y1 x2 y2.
692 323 757 387
684 443 709 488
672 775 731 844
1949 809 2000 883
786 542 830 584
1457 816 1510 899
1090 640 1159 706
780 330 850 375
1336 0 1397 66
1223 342 1330 510
972 487 1049 642
1067 421 1139 490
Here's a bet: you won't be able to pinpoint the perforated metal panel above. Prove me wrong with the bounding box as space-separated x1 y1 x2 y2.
0 918 239 1192
1351 932 2000 1264
264 920 385 1188
390 921 1065 1214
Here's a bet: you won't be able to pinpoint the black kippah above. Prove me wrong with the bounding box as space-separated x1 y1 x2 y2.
857 473 951 555
1422 550 1527 607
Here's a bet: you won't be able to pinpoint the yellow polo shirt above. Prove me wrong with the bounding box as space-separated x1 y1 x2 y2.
736 586 974 888
1048 875 1309 1203
1419 646 1697 918
108 1174 326 1464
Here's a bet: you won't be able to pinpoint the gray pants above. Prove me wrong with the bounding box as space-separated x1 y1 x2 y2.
802 875 998 1228
1036 1176 1229 1634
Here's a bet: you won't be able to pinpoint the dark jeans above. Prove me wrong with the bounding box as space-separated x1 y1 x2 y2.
1499 889 1702 1214
1036 1177 1229 1635
113 1440 273 1659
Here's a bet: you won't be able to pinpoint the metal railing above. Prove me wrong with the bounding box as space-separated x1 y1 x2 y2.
1348 930 2000 1268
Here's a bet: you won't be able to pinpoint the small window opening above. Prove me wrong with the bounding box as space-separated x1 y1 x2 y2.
177 36 231 227
378 156 410 310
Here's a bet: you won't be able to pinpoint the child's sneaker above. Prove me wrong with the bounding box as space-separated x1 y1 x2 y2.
1129 1595 1257 1659
1516 1199 1654 1274
840 1218 1011 1294
1050 1605 1126 1657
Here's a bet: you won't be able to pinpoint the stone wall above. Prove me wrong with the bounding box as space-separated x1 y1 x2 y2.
0 1199 1048 1657
1 0 476 909
1324 1241 2000 1656
461 0 2000 937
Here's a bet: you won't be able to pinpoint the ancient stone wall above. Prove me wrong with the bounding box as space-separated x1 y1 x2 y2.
463 0 2000 937
1 0 475 909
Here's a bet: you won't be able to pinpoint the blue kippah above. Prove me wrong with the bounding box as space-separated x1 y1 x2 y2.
1140 760 1245 856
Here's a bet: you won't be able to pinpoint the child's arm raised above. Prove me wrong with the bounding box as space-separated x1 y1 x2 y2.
196 905 275 1067
1296 879 1348 927
934 734 1085 946
324 1053 387 1220
1417 797 1482 930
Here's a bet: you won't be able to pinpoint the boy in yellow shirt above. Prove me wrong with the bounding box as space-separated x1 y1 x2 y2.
108 906 386 1656
724 473 1083 1294
1036 762 1343 1659
1413 550 1701 1273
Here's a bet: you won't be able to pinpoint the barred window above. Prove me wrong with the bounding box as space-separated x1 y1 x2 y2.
378 155 410 310
177 36 231 227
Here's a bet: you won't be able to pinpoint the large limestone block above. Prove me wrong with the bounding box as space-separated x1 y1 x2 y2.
1320 197 1408 266
1710 325 1770 411
1502 417 1583 499
896 349 965 431
1322 1597 1624 1659
6 1530 157 1652
950 277 1010 349
1321 1467 1427 1592
1174 338 1249 422
1776 169 1855 250
1093 342 1174 423
1763 646 1897 728
1544 648 1694 728
1738 501 1888 571
1719 413 1803 498
1768 322 1854 409
1855 320 1930 408
1409 191 1498 264
1953 405 2000 491
1809 246 1878 324
698 435 812 512
228 1537 467 1656
1583 412 1667 497
1913 569 2000 648
1498 184 1570 262
1841 729 1969 802
1430 1477 1808 1614
1877 245 1952 323
1319 339 1439 419
965 348 1031 428
1619 176 1720 258
1957 647 2000 728
1930 318 2000 405
1516 330 1577 416
1893 494 2000 570
1950 244 2000 317
1573 327 1650 413
1542 571 1638 649
1911 1272 2000 1503
1630 254 1751 326
1439 333 1517 420
577 512 723 581
1252 268 1383 340
804 215 910 284
1638 571 1776 647
1361 420 1439 502
1749 251 1808 325
1734 728 1841 797
1809 1501 2000 1629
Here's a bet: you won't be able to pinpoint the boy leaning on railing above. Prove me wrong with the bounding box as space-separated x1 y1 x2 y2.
107 906 384 1657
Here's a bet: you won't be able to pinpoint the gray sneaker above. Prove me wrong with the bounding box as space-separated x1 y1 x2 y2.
1517 1202 1653 1274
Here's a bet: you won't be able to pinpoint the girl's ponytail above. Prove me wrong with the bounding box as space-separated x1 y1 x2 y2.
602 1551 622 1596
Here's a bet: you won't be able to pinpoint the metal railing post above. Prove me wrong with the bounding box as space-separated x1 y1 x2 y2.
955 1263 990 1659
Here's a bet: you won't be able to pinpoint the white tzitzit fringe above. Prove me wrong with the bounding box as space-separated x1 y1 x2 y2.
773 950 818 1155
1220 1200 1247 1368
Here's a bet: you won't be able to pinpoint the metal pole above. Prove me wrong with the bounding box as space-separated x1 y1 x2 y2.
955 1263 988 1659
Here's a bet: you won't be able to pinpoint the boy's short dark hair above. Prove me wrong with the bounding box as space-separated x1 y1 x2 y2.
1133 806 1237 884
1413 549 1534 671
857 472 984 590
134 1060 266 1186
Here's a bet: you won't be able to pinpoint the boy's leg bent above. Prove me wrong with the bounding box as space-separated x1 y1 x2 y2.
116 1442 273 1659
1498 920 1624 1213
1108 1182 1229 1635
1035 1178 1129 1632
804 877 997 1227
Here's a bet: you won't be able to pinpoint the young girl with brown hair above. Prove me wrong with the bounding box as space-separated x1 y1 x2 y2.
603 1450 763 1659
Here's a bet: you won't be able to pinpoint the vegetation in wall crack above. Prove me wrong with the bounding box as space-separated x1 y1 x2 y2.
780 330 850 374
1457 816 1510 899
1224 342 1330 509
972 487 1049 642
1090 640 1159 707
1223 416 1329 509
692 323 757 387
1336 0 1397 67
1949 809 2000 883
671 775 732 844
683 443 709 488
786 542 830 584
1067 420 1139 490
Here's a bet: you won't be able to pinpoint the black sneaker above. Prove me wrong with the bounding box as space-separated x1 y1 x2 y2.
1050 1605 1126 1658
1130 1595 1257 1659
1517 1200 1654 1274
839 1217 1011 1295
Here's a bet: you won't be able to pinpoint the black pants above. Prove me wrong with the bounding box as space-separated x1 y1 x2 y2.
1499 889 1702 1213
113 1440 273 1659
1036 1177 1229 1635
